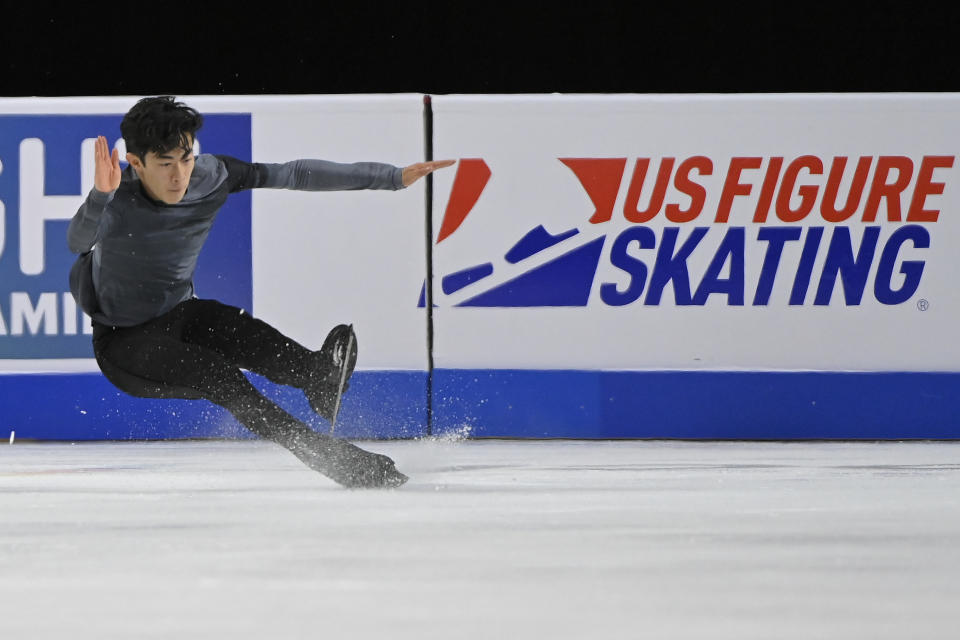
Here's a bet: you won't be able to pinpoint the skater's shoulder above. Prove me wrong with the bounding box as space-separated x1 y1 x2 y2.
193 153 229 178
179 154 230 202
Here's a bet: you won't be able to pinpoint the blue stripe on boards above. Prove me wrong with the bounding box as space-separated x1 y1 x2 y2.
6 369 959 440
431 369 960 439
2 371 428 441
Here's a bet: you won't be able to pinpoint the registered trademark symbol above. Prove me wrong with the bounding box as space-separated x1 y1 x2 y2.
917 299 929 311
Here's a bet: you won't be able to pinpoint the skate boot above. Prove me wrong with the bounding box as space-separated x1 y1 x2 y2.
287 430 408 489
304 324 358 422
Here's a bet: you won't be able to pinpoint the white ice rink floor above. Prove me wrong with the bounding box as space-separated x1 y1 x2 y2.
2 438 959 639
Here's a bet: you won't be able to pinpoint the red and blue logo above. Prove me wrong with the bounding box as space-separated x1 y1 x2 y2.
421 155 951 308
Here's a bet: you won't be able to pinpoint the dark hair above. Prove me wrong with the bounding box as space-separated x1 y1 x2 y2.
120 96 203 161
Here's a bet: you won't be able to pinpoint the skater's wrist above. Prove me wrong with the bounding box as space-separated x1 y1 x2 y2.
89 186 117 204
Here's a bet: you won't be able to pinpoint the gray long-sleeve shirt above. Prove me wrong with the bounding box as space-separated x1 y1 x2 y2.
68 154 404 327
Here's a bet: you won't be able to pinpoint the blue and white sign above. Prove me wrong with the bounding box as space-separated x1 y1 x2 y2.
0 113 253 361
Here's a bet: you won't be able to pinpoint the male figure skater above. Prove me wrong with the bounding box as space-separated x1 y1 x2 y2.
68 96 453 488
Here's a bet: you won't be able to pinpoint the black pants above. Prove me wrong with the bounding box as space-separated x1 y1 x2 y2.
92 298 318 445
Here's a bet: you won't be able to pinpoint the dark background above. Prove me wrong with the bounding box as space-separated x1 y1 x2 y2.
2 4 958 96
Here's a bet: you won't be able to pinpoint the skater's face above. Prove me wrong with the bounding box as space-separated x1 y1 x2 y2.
126 138 196 205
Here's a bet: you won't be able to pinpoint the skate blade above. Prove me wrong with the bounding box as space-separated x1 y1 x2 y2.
341 466 408 490
383 468 409 488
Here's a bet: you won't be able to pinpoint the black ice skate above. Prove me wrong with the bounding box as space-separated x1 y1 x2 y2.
288 430 408 489
304 324 358 424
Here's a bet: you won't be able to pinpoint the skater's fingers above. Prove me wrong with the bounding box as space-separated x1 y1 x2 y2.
401 159 456 187
418 160 455 172
96 136 113 166
93 135 122 193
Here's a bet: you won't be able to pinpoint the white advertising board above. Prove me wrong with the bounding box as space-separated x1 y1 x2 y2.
243 95 426 370
430 94 960 372
0 95 427 373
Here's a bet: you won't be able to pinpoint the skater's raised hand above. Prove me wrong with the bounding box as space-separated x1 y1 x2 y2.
94 135 122 194
402 159 456 187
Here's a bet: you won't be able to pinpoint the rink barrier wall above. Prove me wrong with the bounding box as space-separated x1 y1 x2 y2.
3 94 960 440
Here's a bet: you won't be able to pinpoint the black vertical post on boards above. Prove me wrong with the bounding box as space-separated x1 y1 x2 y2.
423 95 435 437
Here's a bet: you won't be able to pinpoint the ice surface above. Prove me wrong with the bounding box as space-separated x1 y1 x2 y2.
2 438 959 639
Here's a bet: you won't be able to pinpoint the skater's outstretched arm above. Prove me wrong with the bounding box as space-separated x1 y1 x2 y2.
215 155 455 193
